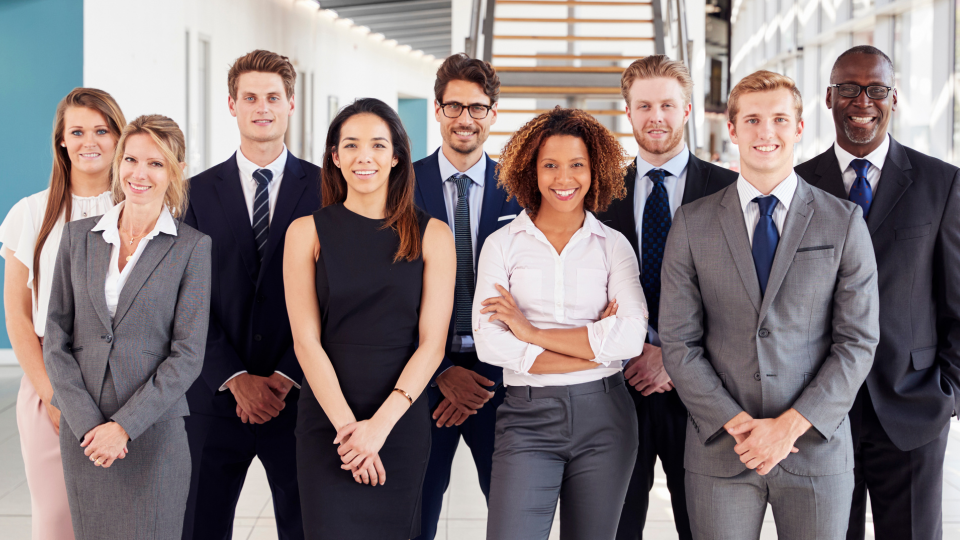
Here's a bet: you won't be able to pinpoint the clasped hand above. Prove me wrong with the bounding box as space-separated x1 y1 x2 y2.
334 419 388 486
81 422 129 468
227 372 295 424
725 411 807 476
624 343 674 395
433 367 496 428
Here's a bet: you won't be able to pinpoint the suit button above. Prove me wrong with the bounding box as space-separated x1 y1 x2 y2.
105 335 113 343
758 328 770 338
254 334 262 342
754 372 761 381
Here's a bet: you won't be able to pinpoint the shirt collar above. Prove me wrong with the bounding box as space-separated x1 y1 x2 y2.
92 201 178 245
635 145 690 181
508 209 607 238
833 133 890 174
736 171 798 214
236 144 288 183
438 147 486 187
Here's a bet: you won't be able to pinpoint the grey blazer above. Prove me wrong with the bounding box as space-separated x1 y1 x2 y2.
660 177 880 478
44 216 212 441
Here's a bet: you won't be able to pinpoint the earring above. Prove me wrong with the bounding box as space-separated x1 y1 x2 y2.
60 142 66 147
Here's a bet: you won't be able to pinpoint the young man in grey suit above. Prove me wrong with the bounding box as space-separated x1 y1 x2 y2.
660 70 880 539
796 46 960 540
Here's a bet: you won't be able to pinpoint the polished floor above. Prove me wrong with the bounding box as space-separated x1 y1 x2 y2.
0 365 957 539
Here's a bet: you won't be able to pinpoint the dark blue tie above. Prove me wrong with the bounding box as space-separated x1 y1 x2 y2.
452 174 475 335
641 168 671 331
752 195 779 296
252 168 273 269
849 159 873 218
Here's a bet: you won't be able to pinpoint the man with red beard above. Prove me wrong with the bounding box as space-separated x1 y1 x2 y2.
796 45 960 540
596 55 737 540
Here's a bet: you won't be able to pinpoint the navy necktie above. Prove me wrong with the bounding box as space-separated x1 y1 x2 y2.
752 195 780 296
849 158 873 218
641 168 671 331
452 174 475 335
252 168 273 269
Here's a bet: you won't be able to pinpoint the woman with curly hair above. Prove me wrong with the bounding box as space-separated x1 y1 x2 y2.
472 107 648 539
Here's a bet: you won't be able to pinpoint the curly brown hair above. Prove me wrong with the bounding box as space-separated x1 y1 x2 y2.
498 107 629 218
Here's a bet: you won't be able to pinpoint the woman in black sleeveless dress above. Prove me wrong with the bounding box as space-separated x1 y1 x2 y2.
284 98 455 540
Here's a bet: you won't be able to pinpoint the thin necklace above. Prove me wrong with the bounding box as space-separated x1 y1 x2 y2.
119 212 151 262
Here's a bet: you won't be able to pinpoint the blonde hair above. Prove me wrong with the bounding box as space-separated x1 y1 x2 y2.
112 115 189 218
727 70 803 124
620 55 694 105
228 50 297 100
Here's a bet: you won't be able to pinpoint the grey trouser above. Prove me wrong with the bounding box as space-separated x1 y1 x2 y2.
486 372 639 540
685 466 854 540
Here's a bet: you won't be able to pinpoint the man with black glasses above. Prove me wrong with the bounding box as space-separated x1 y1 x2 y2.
411 53 523 540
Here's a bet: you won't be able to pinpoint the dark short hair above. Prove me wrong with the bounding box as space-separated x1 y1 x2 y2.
434 53 500 105
228 50 297 100
830 46 894 82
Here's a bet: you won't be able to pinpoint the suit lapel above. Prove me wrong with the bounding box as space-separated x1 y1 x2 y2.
113 233 176 328
214 154 259 283
807 148 847 199
417 150 450 225
718 185 762 314
867 139 913 235
620 164 640 258
257 153 309 288
757 180 815 324
86 231 113 331
477 155 507 266
681 155 708 205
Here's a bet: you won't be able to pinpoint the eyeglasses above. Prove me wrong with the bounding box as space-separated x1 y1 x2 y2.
830 84 894 99
439 101 493 119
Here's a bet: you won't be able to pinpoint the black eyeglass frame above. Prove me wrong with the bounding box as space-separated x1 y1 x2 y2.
829 83 895 99
438 101 494 119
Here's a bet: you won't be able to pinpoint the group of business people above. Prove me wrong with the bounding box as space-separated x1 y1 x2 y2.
1 44 957 540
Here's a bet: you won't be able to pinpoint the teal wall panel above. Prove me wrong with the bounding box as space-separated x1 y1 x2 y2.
398 98 428 162
0 0 84 348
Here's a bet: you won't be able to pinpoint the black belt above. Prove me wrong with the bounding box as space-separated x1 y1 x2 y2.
506 372 625 400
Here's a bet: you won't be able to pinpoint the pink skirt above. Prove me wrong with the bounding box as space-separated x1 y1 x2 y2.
16 374 75 540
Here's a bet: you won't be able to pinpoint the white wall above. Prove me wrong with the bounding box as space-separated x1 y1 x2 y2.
84 0 443 171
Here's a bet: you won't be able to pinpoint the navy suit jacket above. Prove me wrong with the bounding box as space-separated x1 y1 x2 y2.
413 149 522 384
184 151 322 416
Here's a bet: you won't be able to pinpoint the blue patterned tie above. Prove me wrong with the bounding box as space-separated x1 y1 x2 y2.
252 168 273 269
641 168 671 331
849 159 873 218
752 195 780 296
452 174 475 335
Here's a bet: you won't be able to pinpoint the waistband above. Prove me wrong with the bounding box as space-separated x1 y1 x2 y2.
505 371 624 400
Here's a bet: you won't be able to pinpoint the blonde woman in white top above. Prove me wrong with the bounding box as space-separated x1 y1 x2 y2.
474 108 648 540
0 88 125 540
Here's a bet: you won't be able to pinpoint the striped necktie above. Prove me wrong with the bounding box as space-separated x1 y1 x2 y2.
252 168 273 269
452 174 475 336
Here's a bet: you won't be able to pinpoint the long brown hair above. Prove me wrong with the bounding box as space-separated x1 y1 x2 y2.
34 88 126 296
112 115 189 218
321 98 420 262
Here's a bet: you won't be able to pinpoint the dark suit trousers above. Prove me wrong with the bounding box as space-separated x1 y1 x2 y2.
415 380 505 540
182 400 303 540
847 387 949 540
617 387 692 540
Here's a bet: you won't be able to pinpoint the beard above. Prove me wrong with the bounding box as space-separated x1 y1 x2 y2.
445 128 484 155
635 125 685 155
842 118 882 145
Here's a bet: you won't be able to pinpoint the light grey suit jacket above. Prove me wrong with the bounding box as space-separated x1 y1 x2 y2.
660 177 879 478
44 216 212 441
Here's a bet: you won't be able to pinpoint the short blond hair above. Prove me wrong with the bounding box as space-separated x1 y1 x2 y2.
620 55 694 105
228 50 297 101
112 115 189 218
727 70 803 124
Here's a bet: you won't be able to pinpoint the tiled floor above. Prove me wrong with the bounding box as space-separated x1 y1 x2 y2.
0 364 957 539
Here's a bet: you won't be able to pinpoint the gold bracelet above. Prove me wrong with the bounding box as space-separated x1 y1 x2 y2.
393 388 413 405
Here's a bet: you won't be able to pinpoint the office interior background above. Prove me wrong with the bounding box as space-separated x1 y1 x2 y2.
0 0 957 538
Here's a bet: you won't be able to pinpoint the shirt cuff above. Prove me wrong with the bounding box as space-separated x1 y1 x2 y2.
430 365 456 387
274 371 302 390
587 316 618 366
515 344 545 375
219 371 247 392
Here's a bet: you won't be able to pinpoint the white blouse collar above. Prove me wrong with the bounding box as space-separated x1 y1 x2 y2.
92 200 178 246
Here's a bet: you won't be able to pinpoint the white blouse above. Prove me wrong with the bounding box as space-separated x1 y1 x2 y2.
0 189 114 336
91 201 178 319
473 210 648 387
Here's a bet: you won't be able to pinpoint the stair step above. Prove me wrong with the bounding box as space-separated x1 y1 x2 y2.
493 53 641 60
495 34 654 41
495 65 625 73
500 85 622 94
498 109 626 115
495 17 654 23
497 0 652 5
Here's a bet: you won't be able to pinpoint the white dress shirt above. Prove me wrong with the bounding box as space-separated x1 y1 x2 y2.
473 210 648 387
736 172 798 246
833 133 890 196
633 146 689 346
91 202 178 319
237 145 288 224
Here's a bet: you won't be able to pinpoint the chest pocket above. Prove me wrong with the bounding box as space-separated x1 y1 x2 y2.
509 268 543 318
573 268 609 320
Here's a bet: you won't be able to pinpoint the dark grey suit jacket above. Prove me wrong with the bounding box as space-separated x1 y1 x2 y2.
44 216 212 441
796 137 960 451
660 177 880 478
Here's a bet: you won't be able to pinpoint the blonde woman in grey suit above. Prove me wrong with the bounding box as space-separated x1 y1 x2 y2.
44 115 212 540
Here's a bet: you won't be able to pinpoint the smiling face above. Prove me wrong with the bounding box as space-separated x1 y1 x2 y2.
62 106 119 180
536 135 592 218
229 71 295 144
828 54 897 156
118 133 173 210
728 88 804 181
625 77 691 160
332 113 399 197
436 79 497 156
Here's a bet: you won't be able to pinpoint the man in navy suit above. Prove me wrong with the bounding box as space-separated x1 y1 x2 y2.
596 55 737 540
181 50 321 540
412 53 522 540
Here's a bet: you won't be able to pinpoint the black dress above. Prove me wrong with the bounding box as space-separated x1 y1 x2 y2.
296 203 432 540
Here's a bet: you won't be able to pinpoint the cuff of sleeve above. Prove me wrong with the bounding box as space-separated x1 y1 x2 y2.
110 412 145 442
516 344 545 375
274 371 302 390
697 401 747 445
791 399 834 441
219 371 247 392
587 316 618 365
431 365 456 388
